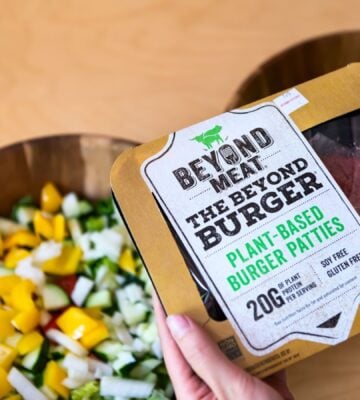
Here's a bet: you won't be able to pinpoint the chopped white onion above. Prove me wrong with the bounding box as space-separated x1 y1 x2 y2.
8 367 47 400
62 193 80 217
115 327 133 345
63 353 90 380
46 329 88 357
100 376 155 398
151 339 163 359
15 257 45 286
78 229 122 261
71 276 94 306
88 358 113 378
32 240 62 263
124 283 144 303
62 377 84 389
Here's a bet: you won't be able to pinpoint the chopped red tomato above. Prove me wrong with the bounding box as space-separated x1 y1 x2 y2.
55 275 77 296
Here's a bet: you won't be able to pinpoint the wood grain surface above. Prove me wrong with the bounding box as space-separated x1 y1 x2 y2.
0 1 359 398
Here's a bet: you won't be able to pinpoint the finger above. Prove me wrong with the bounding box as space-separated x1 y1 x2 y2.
166 314 253 399
153 294 209 399
167 314 284 400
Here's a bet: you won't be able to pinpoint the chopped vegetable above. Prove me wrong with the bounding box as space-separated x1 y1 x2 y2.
42 283 70 310
41 182 63 213
44 360 69 398
71 275 94 306
0 344 17 370
17 331 44 355
46 329 88 357
33 210 54 239
0 366 12 398
0 185 171 399
42 245 82 275
11 308 40 333
70 380 101 400
4 248 30 268
100 376 155 398
7 367 47 400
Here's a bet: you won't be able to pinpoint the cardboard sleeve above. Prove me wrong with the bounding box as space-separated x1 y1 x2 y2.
111 64 360 377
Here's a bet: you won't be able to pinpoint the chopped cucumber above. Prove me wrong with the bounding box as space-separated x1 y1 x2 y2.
22 340 49 372
42 283 70 310
149 389 171 400
111 351 136 373
130 359 162 379
85 290 112 309
94 340 124 362
116 292 149 326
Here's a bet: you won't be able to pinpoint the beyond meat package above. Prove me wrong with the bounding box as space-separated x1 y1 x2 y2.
111 64 360 377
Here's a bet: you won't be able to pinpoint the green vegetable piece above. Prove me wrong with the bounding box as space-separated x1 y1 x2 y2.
78 200 94 216
84 216 105 232
95 198 114 216
11 195 35 221
70 381 101 400
149 389 171 400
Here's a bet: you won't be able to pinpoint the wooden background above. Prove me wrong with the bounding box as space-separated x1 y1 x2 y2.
0 1 359 398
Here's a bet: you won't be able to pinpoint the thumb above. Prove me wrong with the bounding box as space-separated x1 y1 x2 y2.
167 314 283 400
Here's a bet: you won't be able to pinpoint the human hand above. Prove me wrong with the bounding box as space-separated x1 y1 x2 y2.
153 294 294 400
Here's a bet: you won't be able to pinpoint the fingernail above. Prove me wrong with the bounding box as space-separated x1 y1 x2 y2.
166 315 190 339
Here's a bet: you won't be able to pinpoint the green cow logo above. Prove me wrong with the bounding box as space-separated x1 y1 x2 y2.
191 125 223 149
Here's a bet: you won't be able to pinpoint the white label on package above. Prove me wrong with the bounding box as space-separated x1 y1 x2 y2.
273 88 309 114
141 103 360 356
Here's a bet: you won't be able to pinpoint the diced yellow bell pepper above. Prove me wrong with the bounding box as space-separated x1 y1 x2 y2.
0 235 3 257
83 307 103 320
41 182 63 214
80 322 109 349
0 275 21 296
1 294 13 307
4 395 21 400
0 309 16 341
33 211 54 240
4 248 30 269
0 344 17 371
42 245 82 275
53 214 66 242
44 361 69 398
11 279 36 311
11 307 40 333
17 331 44 355
118 247 137 275
56 307 98 340
0 367 12 397
3 231 40 250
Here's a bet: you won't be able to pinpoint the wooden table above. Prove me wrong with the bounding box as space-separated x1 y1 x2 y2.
0 1 359 398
